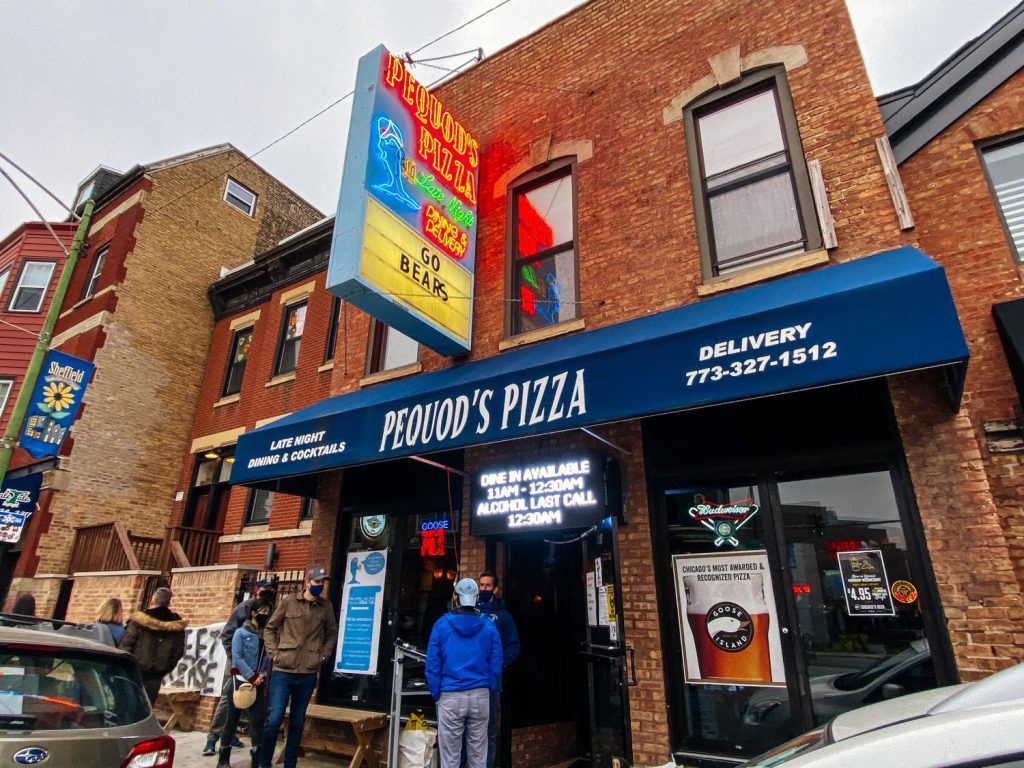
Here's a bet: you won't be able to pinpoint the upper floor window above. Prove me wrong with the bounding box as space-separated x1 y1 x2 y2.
325 295 342 362
222 327 253 397
0 269 9 304
367 320 418 374
9 261 56 313
273 302 306 376
0 379 13 419
980 136 1024 261
685 67 821 278
224 177 257 217
508 161 578 336
82 244 108 299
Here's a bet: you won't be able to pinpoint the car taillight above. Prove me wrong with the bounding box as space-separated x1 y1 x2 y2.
118 735 175 768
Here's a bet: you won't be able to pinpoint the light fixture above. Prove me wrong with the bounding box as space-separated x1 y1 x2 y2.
433 568 444 580
203 449 220 460
225 456 235 464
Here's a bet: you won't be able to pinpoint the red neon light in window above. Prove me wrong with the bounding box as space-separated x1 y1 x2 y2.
791 583 812 594
421 528 445 557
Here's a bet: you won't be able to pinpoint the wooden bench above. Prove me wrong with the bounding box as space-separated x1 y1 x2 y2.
273 704 387 767
155 686 201 733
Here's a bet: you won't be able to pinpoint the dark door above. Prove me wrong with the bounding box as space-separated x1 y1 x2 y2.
658 465 949 761
580 518 633 767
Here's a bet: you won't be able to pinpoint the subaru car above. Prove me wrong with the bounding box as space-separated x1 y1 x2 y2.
741 661 1024 768
0 624 174 767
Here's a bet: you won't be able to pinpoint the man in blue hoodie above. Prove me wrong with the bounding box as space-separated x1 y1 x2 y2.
427 578 503 768
475 571 519 768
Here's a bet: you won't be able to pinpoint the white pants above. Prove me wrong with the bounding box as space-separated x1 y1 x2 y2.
437 688 489 768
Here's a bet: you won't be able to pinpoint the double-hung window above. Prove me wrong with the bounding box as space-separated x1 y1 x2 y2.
273 302 306 376
222 327 253 397
82 245 108 299
508 160 578 336
686 67 821 278
224 177 258 216
367 320 418 374
9 261 56 312
980 136 1024 261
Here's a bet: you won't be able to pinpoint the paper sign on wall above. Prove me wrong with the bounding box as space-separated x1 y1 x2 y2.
673 551 785 687
586 572 598 627
837 549 895 617
335 549 388 675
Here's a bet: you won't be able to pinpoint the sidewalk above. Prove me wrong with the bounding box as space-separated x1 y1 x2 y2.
170 729 339 768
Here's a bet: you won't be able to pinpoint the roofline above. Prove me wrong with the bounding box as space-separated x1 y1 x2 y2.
212 216 335 291
0 220 79 255
880 1 1024 164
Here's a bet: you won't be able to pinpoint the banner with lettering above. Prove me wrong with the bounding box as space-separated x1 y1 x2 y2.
0 472 42 544
20 350 94 459
335 549 388 676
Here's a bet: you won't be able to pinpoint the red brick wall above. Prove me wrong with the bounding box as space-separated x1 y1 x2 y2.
897 69 1024 610
64 572 155 624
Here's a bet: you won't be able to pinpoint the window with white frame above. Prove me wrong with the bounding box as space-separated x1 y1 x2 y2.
0 379 13 419
224 177 258 216
0 268 9 304
9 261 56 312
82 245 108 299
981 136 1024 262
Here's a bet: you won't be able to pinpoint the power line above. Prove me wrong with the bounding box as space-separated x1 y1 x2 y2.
0 164 70 257
0 151 78 220
0 318 40 339
410 58 587 95
409 0 514 56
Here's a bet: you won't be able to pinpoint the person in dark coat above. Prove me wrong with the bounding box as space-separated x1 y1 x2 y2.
120 587 188 704
474 572 520 768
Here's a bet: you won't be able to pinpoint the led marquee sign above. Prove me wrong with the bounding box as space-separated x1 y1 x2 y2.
328 45 480 355
471 454 621 536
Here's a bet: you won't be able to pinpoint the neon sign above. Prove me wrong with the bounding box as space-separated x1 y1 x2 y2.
420 519 448 557
328 45 480 355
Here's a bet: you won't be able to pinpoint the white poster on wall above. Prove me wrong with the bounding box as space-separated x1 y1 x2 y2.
163 622 227 695
673 551 785 687
335 549 388 676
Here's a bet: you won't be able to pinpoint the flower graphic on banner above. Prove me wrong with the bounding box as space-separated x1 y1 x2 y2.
41 381 75 413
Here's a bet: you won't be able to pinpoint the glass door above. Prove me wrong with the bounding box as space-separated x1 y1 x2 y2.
772 469 937 726
581 518 632 767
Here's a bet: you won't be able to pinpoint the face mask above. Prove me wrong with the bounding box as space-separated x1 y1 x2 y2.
308 584 324 598
255 614 269 628
478 590 494 605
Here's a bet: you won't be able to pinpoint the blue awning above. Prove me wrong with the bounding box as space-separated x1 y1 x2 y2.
233 246 969 493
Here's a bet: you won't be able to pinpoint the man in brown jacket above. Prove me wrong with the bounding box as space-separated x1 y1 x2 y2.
256 566 337 768
120 587 188 704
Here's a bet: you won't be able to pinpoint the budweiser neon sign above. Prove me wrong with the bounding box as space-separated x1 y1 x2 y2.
689 497 759 547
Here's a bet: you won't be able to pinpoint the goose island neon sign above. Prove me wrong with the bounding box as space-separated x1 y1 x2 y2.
328 45 480 355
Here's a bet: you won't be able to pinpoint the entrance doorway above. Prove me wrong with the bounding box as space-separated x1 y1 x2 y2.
502 518 632 768
645 380 955 764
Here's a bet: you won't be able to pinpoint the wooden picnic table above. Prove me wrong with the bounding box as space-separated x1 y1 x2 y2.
273 704 387 768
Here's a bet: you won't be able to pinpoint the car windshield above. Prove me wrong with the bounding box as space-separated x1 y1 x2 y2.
740 726 830 768
0 645 149 730
832 644 921 692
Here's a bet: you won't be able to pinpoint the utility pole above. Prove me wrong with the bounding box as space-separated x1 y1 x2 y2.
0 199 94 482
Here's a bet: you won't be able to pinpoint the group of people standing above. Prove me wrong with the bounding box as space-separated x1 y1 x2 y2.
80 565 518 768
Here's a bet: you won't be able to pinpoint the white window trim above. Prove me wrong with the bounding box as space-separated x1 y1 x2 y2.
224 177 257 217
0 268 10 302
83 245 108 299
9 261 56 313
0 379 13 418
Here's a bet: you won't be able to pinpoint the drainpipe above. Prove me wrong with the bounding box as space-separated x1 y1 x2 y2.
0 199 95 482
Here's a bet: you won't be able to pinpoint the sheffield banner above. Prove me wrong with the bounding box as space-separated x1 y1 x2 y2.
335 549 388 675
0 472 43 544
20 350 94 459
328 45 479 355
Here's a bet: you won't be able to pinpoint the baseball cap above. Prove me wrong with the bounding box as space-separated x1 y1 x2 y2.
454 578 479 606
255 578 274 589
306 566 328 580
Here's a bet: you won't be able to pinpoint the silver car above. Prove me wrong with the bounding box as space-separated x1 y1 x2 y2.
741 661 1024 768
0 624 174 767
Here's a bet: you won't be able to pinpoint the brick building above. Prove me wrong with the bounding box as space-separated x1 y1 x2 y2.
167 2 1024 767
6 145 322 617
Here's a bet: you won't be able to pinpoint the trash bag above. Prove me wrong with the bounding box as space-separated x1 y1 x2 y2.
399 713 437 768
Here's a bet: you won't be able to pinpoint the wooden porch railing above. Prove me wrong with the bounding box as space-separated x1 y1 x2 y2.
159 525 221 571
67 522 163 573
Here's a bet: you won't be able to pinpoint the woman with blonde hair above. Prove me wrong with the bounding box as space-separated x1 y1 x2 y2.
97 597 125 646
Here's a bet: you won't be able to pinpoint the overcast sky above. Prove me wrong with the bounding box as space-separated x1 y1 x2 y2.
0 0 1019 239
